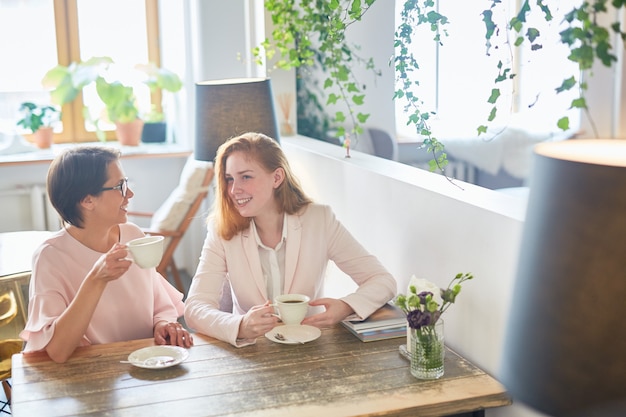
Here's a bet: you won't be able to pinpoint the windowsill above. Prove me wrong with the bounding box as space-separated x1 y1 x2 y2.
0 141 192 167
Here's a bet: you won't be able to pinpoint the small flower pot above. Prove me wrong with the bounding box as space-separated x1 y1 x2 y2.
141 121 167 143
115 119 144 146
32 127 54 149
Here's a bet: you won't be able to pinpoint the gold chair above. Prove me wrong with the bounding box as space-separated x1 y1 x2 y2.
129 156 214 292
0 339 22 411
0 277 29 414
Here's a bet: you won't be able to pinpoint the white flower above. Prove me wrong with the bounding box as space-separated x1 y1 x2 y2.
407 275 443 307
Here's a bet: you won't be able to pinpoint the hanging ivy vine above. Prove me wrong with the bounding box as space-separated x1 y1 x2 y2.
255 0 380 148
259 0 626 173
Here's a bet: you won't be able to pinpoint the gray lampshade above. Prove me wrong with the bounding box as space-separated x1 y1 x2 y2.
194 77 280 162
502 139 626 416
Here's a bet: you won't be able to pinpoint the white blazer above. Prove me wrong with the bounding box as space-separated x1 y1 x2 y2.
184 204 397 346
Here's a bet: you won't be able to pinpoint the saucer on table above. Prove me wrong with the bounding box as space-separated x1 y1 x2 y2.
265 324 321 344
127 345 189 369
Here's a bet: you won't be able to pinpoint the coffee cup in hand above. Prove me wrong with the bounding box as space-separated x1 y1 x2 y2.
273 294 310 326
126 236 165 269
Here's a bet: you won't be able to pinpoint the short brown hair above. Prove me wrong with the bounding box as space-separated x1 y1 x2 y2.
47 146 121 228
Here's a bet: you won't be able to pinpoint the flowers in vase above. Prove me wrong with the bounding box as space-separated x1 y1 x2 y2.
395 273 473 379
394 273 474 330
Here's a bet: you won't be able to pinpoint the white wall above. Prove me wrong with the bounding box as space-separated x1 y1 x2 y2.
282 135 546 417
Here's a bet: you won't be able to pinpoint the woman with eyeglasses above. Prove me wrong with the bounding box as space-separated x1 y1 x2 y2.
20 146 193 363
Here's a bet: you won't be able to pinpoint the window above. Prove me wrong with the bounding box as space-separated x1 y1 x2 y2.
394 0 581 139
0 0 161 143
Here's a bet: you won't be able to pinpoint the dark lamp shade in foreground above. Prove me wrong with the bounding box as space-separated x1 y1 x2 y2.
195 77 279 162
502 139 626 417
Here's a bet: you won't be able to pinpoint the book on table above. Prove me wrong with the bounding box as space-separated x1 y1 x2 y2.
343 323 407 342
341 302 407 341
342 302 407 332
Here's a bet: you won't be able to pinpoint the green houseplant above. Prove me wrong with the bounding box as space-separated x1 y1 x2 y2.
42 57 182 145
16 102 60 149
260 0 626 174
136 63 183 143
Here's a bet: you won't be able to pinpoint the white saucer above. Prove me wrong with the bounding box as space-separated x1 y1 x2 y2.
265 324 321 344
127 346 189 369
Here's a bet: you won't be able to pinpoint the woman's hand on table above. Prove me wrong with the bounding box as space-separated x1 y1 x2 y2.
154 321 193 348
301 298 353 328
238 302 280 340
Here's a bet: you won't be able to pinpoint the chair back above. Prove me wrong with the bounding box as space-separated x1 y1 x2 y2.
368 127 398 161
0 277 28 341
145 156 214 290
149 156 214 237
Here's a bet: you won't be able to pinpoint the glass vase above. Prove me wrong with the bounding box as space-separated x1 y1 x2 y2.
410 319 445 380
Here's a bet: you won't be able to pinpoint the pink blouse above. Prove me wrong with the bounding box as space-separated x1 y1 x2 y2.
20 223 184 352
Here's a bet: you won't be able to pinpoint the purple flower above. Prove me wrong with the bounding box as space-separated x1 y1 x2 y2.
407 309 432 330
417 291 433 305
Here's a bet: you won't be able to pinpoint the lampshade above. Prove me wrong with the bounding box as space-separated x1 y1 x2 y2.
194 77 280 162
501 139 626 416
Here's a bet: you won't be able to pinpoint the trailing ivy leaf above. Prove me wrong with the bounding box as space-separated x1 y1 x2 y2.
487 106 497 122
526 27 540 43
335 111 346 122
487 88 500 104
352 94 365 105
596 41 616 67
477 125 488 135
556 76 576 93
482 9 496 40
571 97 587 109
327 93 339 105
510 17 523 34
357 112 370 123
515 0 531 24
537 0 552 21
557 116 570 131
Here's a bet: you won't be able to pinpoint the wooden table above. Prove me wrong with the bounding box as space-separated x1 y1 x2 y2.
11 327 511 417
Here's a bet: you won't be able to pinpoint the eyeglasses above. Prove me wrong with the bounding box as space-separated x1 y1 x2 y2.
100 177 128 198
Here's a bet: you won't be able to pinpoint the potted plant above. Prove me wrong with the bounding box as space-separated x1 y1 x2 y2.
96 63 182 145
94 76 144 145
136 63 183 143
16 102 60 149
42 57 182 145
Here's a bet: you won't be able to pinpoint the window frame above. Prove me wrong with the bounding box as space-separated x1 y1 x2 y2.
52 0 162 143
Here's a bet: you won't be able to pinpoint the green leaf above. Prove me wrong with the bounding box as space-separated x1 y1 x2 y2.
556 76 576 93
357 112 370 123
487 106 497 122
557 116 570 130
571 97 587 109
487 89 500 104
352 94 365 105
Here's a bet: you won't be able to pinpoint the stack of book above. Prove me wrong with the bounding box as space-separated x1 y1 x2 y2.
341 302 407 342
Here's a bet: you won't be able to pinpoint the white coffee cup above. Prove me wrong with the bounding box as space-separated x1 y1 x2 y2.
273 294 310 325
126 236 165 269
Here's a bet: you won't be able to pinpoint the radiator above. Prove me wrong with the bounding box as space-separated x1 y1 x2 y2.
412 160 477 184
0 185 59 231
